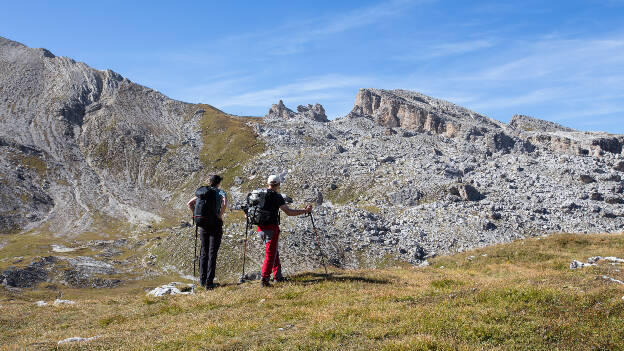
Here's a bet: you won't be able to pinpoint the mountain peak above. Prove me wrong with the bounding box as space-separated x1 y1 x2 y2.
349 88 501 137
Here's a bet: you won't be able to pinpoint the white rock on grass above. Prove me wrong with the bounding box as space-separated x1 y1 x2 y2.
569 260 595 269
53 299 75 306
585 256 624 265
147 283 194 297
35 301 48 307
51 244 77 253
57 336 101 345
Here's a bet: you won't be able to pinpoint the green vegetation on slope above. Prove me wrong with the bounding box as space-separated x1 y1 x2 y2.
7 152 48 177
197 104 265 188
2 233 623 350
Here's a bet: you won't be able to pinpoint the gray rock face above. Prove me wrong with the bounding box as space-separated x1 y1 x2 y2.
266 101 328 122
0 257 52 287
0 254 122 288
266 100 296 120
0 36 199 235
349 88 501 137
297 104 329 122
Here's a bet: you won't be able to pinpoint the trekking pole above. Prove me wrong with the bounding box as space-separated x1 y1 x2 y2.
240 216 250 283
308 212 328 275
193 217 198 281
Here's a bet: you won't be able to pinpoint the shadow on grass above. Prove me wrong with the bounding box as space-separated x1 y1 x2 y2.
288 272 390 286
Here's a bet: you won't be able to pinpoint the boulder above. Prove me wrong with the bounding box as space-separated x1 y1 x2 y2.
449 184 484 201
147 282 194 297
483 221 497 231
592 137 623 154
590 192 604 201
602 174 622 182
605 197 624 205
487 132 515 153
387 189 422 206
380 156 395 164
488 212 502 220
58 336 101 345
580 175 596 184
334 145 347 154
570 260 595 269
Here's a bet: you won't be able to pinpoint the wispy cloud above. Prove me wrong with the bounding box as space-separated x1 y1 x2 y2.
312 0 420 36
472 37 624 81
223 0 427 56
395 39 497 61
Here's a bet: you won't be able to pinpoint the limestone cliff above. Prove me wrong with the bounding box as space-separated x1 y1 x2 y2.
349 88 502 137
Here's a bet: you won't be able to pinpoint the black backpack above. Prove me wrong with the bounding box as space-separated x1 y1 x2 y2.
245 189 278 225
193 186 219 228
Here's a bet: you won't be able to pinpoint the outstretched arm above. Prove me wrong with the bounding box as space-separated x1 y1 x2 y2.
219 196 227 219
187 197 197 212
280 204 312 216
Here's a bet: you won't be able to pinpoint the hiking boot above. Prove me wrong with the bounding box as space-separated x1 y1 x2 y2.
274 276 289 283
205 283 219 290
260 278 272 288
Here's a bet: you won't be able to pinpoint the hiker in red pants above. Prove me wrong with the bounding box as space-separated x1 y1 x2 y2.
257 175 312 287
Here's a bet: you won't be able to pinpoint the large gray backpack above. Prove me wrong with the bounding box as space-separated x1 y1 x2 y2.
245 189 276 225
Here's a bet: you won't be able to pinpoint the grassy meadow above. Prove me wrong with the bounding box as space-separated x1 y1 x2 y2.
1 233 623 350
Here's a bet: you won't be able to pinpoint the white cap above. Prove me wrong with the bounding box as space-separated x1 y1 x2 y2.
267 175 281 185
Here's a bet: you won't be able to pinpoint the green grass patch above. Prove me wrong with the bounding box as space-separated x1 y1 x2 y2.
430 278 466 289
196 104 265 188
98 314 127 327
8 153 47 177
2 233 624 350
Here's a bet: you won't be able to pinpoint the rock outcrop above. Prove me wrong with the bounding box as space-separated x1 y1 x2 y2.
297 103 329 122
506 114 624 157
266 100 328 122
266 100 296 120
349 88 501 137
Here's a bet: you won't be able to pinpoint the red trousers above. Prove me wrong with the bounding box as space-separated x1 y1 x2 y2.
257 224 282 280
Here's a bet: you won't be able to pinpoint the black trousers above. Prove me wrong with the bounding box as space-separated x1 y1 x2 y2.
198 220 223 287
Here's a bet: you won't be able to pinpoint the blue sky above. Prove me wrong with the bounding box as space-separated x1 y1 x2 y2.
2 0 623 133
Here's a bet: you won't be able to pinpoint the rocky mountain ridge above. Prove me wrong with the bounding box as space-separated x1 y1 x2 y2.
0 36 202 236
1 37 623 289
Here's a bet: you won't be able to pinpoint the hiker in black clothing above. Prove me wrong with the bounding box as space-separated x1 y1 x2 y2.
187 175 227 289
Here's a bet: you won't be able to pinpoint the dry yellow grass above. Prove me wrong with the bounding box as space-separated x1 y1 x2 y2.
1 233 623 350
